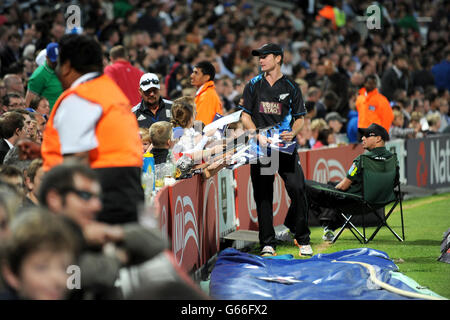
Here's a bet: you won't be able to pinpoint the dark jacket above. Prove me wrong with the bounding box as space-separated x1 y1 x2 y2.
322 72 350 117
0 139 11 164
151 148 169 165
62 217 168 299
380 67 409 101
132 98 173 129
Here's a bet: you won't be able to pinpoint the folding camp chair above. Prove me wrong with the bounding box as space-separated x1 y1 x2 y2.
307 154 405 244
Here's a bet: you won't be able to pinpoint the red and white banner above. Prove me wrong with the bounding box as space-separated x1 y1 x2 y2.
169 175 203 272
304 144 364 182
157 143 373 273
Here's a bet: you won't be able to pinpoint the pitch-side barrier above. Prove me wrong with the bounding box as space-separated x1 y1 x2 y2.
144 135 450 273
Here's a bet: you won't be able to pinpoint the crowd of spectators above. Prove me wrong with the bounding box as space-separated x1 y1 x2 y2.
0 1 448 147
0 0 449 299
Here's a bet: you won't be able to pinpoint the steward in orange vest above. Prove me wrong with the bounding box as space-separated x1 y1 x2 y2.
42 34 144 224
356 75 394 134
190 61 223 125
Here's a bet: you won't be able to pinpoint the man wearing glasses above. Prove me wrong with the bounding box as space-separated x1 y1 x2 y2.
38 162 207 300
2 93 26 113
335 123 394 192
132 73 173 129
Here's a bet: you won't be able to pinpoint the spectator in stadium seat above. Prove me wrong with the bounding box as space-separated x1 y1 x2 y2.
0 112 26 164
0 165 25 197
325 111 347 142
322 90 340 114
8 109 35 140
171 96 221 160
38 162 206 300
437 98 449 132
312 127 336 149
3 74 24 95
309 118 328 149
425 113 441 135
346 90 359 143
0 79 6 103
191 60 223 125
104 45 144 106
2 93 25 113
380 54 410 102
0 180 22 244
322 59 349 117
431 49 450 92
408 111 424 138
23 158 44 207
0 33 21 77
132 73 173 129
390 110 417 140
306 86 327 119
138 127 151 154
350 71 365 90
149 121 173 165
28 96 50 119
24 42 63 112
0 207 80 300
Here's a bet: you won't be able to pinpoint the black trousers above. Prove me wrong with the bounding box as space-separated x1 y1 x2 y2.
250 151 310 248
94 166 144 225
305 180 384 230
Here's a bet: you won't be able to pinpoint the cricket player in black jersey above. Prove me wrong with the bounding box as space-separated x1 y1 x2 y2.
238 43 312 257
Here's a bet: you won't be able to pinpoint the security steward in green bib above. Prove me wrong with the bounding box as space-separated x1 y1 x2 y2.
336 123 396 194
307 123 397 241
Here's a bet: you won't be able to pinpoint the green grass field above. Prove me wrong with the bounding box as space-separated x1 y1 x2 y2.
255 193 450 299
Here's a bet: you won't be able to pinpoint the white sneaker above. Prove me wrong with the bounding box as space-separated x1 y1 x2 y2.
322 229 335 242
294 240 313 256
260 246 277 257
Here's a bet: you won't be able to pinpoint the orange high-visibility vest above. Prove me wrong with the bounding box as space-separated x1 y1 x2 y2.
42 74 143 171
356 87 394 133
194 80 223 125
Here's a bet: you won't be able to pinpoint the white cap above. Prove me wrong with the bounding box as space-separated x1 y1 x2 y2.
35 49 47 66
139 73 160 91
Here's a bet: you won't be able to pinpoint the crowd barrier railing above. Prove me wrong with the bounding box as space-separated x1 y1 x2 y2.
148 134 450 273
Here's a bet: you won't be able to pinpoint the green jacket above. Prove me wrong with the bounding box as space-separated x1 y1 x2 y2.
346 147 395 195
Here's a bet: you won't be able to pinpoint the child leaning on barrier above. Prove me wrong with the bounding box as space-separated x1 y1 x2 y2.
148 121 174 165
170 96 227 179
138 127 152 154
171 96 223 164
390 109 417 140
0 207 80 300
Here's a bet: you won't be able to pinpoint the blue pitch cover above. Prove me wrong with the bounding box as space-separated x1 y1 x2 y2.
209 248 424 300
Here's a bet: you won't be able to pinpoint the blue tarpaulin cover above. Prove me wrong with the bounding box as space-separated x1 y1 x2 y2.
209 248 425 300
